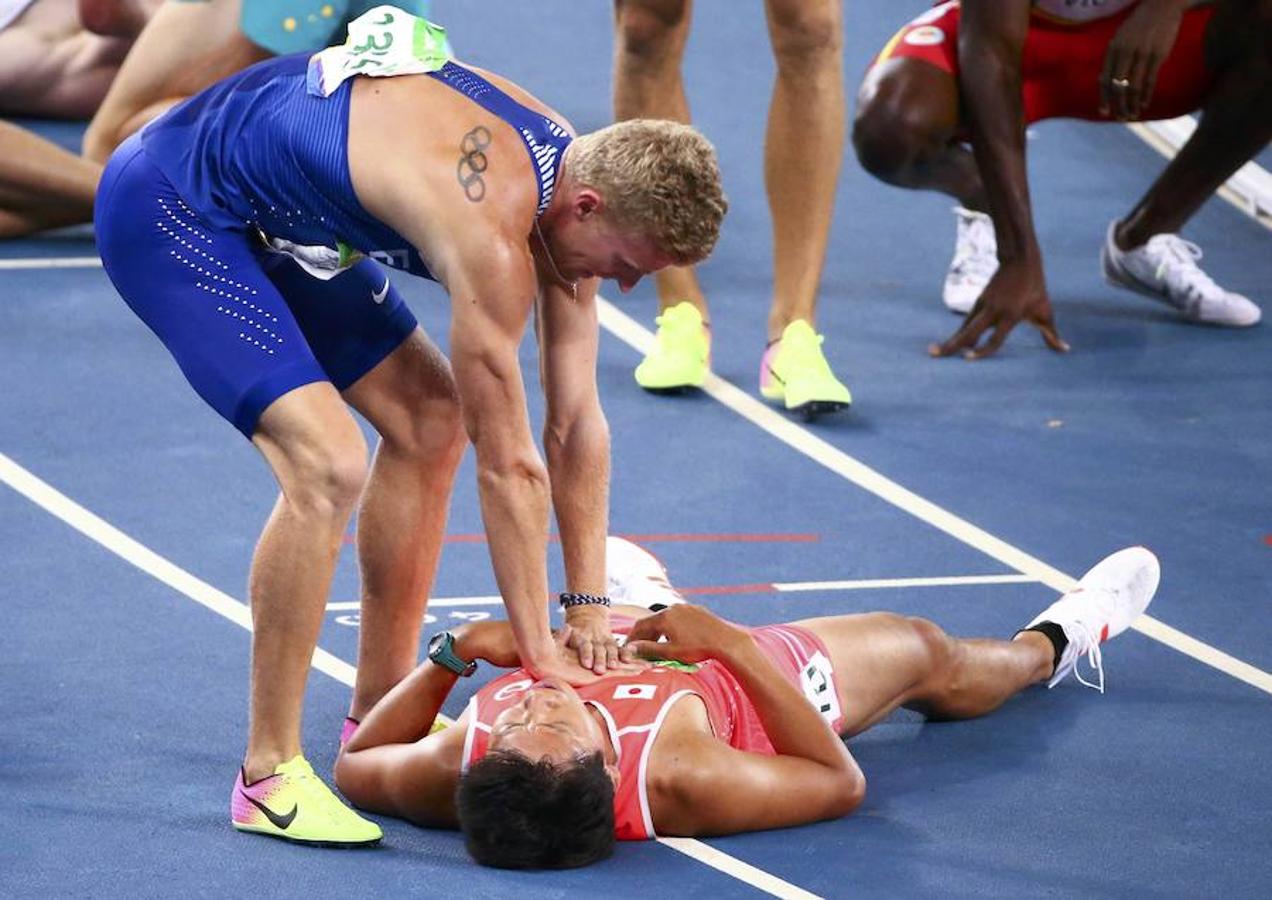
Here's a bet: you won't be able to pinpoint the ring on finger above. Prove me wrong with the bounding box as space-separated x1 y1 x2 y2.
1111 76 1131 89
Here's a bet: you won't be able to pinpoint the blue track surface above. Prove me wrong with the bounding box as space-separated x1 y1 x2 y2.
3 2 1270 897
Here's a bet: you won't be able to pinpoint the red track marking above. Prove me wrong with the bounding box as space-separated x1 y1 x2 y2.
1265 535 1272 547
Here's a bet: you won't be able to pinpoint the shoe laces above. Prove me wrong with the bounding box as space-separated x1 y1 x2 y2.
780 327 835 378
1067 618 1106 694
282 759 352 823
1143 234 1224 305
653 307 706 353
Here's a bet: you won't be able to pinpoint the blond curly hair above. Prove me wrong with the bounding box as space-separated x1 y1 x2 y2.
567 120 727 265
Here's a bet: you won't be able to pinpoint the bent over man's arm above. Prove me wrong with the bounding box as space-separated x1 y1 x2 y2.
535 276 616 672
441 234 564 677
334 623 517 827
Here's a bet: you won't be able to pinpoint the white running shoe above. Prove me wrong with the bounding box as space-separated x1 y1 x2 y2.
1023 546 1161 693
1100 222 1261 327
605 537 685 610
943 206 998 315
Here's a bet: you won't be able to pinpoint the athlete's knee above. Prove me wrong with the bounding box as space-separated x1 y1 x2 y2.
852 80 948 184
280 431 369 519
614 0 690 64
768 0 843 73
905 616 956 681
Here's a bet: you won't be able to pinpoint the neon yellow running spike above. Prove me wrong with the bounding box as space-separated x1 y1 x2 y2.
231 755 382 846
759 320 852 418
635 301 710 392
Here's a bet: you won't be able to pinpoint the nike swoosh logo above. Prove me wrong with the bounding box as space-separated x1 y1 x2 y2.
371 280 389 305
241 791 298 830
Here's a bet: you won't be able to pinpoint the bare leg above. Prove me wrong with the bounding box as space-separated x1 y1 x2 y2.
83 0 268 162
0 121 101 238
612 0 707 318
1116 0 1272 249
245 383 368 781
795 613 1054 737
852 58 986 211
763 0 844 338
341 330 467 719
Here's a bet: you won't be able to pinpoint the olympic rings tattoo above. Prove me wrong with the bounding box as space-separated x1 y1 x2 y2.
456 126 491 202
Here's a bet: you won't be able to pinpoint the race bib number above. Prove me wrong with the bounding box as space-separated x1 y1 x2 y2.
799 651 842 725
307 5 449 97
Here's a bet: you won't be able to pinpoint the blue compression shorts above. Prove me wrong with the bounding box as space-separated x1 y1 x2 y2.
96 134 419 438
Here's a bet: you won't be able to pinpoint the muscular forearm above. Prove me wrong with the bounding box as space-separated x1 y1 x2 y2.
475 453 557 669
959 5 1039 262
718 636 858 776
344 658 458 752
545 406 610 595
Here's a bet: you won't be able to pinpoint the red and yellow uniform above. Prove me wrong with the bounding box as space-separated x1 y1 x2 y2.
873 0 1217 123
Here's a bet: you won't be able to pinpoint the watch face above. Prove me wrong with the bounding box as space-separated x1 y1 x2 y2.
428 632 448 656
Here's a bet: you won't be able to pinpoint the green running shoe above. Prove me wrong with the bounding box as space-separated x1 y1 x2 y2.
635 301 710 392
232 755 382 846
759 319 852 419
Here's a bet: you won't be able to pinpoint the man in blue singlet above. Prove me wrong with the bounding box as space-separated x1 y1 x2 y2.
94 7 727 846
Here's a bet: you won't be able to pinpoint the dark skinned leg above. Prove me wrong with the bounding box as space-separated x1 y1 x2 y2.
852 57 988 211
1115 0 1272 250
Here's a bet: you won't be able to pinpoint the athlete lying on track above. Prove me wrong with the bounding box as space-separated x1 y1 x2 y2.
334 537 1160 868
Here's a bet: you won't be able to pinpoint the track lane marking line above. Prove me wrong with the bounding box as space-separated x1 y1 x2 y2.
0 256 102 270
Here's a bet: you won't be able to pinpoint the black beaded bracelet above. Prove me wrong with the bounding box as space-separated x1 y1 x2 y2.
558 592 611 609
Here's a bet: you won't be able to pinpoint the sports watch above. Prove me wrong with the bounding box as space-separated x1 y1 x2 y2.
427 631 478 677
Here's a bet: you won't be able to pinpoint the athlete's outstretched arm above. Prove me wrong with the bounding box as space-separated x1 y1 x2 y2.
334 623 519 827
931 0 1067 360
534 276 616 673
627 606 865 834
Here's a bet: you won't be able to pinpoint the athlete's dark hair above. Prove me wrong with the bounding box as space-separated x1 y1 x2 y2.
455 750 615 869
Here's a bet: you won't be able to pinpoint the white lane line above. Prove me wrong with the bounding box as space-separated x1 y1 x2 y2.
657 838 820 900
775 573 1038 592
0 451 816 900
1127 119 1272 231
597 299 1272 698
0 451 356 687
0 256 102 270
